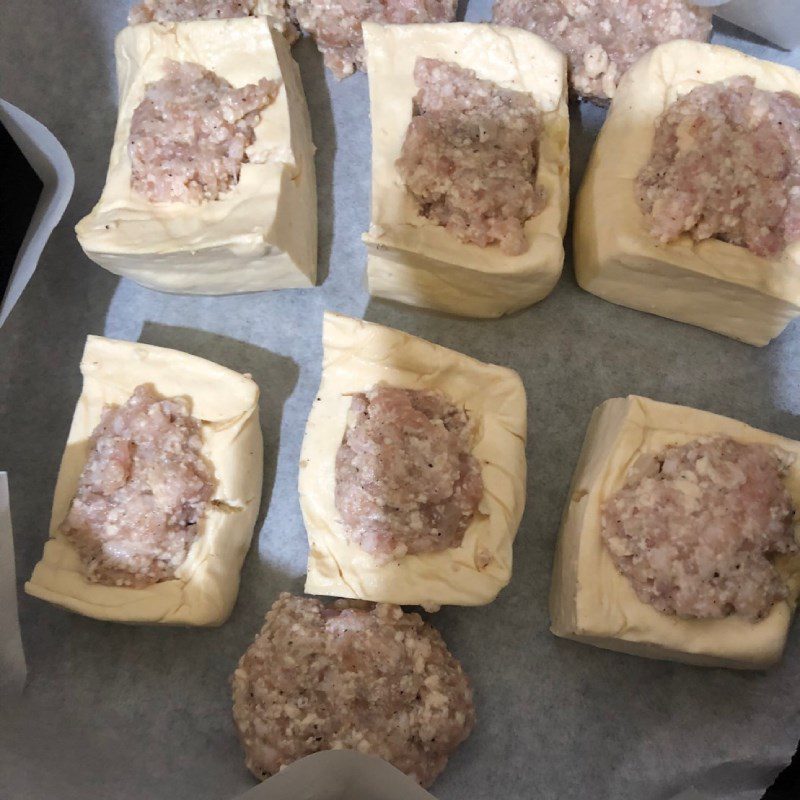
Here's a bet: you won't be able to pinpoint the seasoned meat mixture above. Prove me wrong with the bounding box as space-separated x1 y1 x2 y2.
231 594 475 786
396 58 545 255
601 437 798 620
129 0 298 42
335 385 483 561
129 60 280 204
61 384 213 588
492 0 711 102
287 0 456 78
636 76 800 258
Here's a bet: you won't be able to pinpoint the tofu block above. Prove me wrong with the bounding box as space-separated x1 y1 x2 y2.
550 395 800 669
129 0 299 43
362 22 569 319
575 41 800 346
299 313 527 607
75 18 317 295
26 336 263 626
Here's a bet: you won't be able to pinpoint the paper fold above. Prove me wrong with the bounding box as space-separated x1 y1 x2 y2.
235 751 437 799
697 0 800 50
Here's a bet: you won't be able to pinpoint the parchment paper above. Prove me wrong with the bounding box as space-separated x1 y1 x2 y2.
696 1 800 49
236 751 436 800
0 3 798 799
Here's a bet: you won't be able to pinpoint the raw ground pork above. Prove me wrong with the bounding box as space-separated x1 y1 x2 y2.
287 0 456 78
335 384 483 561
231 593 475 787
129 60 279 204
396 58 545 255
601 437 798 620
636 75 800 258
61 384 213 588
492 0 711 102
128 0 298 40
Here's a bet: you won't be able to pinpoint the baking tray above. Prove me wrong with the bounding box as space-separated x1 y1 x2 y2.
1 3 799 799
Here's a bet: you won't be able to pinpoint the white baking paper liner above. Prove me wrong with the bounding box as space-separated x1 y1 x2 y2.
696 0 800 50
236 751 437 800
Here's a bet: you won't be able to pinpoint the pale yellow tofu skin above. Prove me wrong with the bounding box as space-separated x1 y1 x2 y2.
362 22 569 319
26 336 263 626
575 41 800 346
550 395 800 669
75 18 316 295
299 313 527 607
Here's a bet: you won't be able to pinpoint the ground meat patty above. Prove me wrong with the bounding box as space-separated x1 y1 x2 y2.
60 384 213 588
232 594 475 786
128 0 298 42
129 60 280 204
287 0 456 78
601 437 798 620
396 58 545 255
334 385 483 561
636 76 800 258
492 0 711 102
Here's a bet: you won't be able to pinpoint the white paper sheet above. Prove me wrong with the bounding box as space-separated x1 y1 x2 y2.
697 0 800 50
239 751 436 800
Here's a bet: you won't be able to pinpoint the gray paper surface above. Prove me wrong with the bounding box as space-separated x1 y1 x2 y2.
0 2 799 799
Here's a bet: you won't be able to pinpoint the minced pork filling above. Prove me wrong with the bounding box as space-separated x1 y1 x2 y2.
129 60 280 204
231 593 475 787
287 0 456 79
334 384 483 561
60 384 213 588
396 58 545 256
130 0 264 21
601 437 798 621
636 76 800 258
492 0 711 102
128 0 298 42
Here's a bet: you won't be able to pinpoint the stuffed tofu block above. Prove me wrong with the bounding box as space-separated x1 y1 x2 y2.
362 22 569 319
287 0 456 79
26 336 263 626
492 0 711 103
128 0 299 43
75 17 316 295
550 395 800 669
575 41 800 346
299 313 527 607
